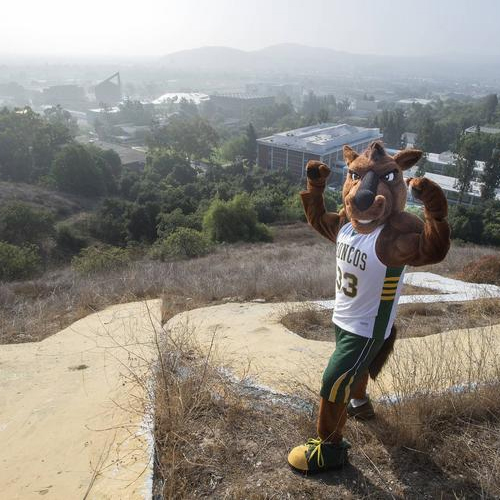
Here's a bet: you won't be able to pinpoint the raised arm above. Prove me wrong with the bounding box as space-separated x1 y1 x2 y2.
378 177 451 267
300 160 344 243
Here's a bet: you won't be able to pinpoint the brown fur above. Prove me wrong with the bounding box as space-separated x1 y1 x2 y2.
368 325 397 379
300 142 450 441
300 142 450 267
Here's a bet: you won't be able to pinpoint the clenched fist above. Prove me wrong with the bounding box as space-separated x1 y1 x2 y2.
406 177 448 220
306 160 330 188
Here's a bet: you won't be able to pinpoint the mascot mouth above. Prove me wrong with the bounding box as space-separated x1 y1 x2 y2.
346 194 388 232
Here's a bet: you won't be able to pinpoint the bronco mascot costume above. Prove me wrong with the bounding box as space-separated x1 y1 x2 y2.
288 141 451 474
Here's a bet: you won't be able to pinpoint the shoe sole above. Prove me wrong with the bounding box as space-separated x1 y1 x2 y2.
287 457 349 475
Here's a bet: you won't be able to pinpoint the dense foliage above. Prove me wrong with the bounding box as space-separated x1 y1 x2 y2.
0 242 41 281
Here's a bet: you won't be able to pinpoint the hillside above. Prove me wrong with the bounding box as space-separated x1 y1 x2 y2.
0 181 95 218
159 43 500 80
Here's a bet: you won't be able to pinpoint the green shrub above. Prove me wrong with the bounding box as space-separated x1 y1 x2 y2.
0 202 54 246
88 198 133 247
71 245 131 275
203 194 272 243
152 228 211 260
55 223 87 256
156 208 201 239
0 242 41 281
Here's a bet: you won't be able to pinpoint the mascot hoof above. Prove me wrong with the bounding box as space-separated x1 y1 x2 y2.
287 437 350 474
347 399 375 421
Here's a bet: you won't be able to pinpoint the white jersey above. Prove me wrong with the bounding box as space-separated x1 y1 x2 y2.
332 222 405 339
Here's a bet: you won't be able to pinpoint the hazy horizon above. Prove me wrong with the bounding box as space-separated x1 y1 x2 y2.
2 0 500 60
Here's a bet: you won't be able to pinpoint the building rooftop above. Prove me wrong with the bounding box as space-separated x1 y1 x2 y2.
257 123 382 155
465 125 500 135
397 98 433 106
405 167 487 198
88 140 146 166
153 92 209 105
210 93 273 100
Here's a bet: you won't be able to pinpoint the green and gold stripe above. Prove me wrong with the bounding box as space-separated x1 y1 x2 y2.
372 266 405 338
381 275 401 300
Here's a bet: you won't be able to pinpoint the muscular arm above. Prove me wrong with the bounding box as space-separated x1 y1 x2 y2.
300 161 344 243
378 177 450 267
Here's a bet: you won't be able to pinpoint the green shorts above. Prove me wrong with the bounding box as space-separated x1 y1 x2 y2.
320 325 385 404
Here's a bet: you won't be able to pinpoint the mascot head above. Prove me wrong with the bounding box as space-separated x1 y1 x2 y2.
342 141 422 234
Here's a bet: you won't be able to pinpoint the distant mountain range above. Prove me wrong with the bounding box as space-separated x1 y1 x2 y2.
159 43 500 81
159 43 386 74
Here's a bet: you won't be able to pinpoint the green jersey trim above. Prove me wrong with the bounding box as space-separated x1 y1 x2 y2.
372 265 405 340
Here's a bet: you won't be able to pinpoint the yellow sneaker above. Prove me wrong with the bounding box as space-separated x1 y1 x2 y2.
287 437 351 474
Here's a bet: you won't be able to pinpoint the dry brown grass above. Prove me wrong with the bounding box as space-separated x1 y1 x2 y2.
458 254 500 286
3 219 498 497
153 303 500 499
414 241 500 277
1 224 334 344
281 298 500 342
2 223 495 345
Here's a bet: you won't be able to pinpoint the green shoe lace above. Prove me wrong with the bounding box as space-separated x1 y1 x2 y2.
306 437 324 468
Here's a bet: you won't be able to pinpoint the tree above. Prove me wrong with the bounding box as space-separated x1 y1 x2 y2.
127 202 160 242
146 149 196 185
88 198 134 246
318 108 329 123
244 123 257 166
156 208 200 239
336 98 351 119
118 99 153 125
454 133 480 203
0 107 72 182
51 143 107 197
481 148 500 200
483 94 498 123
43 105 78 137
219 135 247 163
149 116 218 160
203 194 272 243
379 109 407 148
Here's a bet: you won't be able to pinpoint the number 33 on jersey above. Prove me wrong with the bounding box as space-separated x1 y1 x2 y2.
333 223 405 340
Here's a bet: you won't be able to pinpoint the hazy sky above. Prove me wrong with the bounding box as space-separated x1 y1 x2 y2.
2 0 499 58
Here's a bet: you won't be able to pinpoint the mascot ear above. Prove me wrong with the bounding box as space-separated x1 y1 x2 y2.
343 145 359 165
393 149 423 170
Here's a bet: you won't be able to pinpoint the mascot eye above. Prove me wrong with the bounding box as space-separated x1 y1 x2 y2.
383 171 396 182
349 171 360 181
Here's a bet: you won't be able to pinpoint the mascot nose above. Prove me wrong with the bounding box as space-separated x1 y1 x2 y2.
353 170 379 211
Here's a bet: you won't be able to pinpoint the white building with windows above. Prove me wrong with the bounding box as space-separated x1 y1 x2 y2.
257 123 382 182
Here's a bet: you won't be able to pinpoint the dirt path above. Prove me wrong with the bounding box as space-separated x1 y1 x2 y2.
0 300 161 500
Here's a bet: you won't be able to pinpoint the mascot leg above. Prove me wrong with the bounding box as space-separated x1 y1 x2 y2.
288 325 385 474
346 371 375 420
317 398 348 443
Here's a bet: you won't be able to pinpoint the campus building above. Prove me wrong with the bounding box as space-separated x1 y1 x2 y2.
94 72 122 106
257 123 382 183
209 93 275 118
